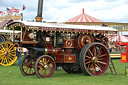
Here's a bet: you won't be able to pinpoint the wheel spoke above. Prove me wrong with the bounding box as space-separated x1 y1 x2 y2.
89 64 93 70
97 61 106 65
43 70 46 76
98 54 107 58
96 62 101 68
93 64 96 74
40 68 44 75
46 70 49 75
29 68 31 74
23 67 28 70
97 51 102 57
98 58 104 60
85 59 91 61
39 62 45 67
85 60 92 64
25 67 29 73
1 45 5 51
85 56 92 59
46 59 50 64
95 64 102 72
93 46 96 56
88 63 90 69
96 46 102 54
89 49 93 57
48 63 53 68
47 68 52 72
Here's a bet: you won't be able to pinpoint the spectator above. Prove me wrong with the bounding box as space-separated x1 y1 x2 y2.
22 48 28 56
16 46 22 66
95 33 106 43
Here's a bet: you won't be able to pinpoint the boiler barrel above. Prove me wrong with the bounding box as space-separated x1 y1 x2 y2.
29 44 63 58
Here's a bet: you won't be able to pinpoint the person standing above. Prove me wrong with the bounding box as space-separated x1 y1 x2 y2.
23 48 28 56
16 46 22 66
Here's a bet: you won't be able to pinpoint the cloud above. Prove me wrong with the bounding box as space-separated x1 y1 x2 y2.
0 0 128 23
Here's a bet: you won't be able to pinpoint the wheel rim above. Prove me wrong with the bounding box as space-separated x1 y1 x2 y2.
20 55 35 76
80 43 110 76
0 42 17 66
35 55 55 78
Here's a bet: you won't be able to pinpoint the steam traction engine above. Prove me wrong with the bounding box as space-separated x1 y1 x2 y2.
7 21 117 78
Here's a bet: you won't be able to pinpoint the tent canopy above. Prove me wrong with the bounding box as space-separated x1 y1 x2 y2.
108 34 128 42
66 8 103 22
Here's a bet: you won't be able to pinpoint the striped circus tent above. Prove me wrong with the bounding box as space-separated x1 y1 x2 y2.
66 8 103 22
108 34 128 42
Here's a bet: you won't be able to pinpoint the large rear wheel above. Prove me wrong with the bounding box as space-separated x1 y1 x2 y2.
80 42 110 76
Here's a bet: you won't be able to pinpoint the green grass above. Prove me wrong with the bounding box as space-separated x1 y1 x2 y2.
0 59 128 85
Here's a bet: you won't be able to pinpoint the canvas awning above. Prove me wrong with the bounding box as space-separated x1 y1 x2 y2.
7 21 117 34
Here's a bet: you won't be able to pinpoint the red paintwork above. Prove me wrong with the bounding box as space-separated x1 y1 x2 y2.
64 54 76 63
78 34 94 48
54 48 63 57
23 31 33 41
45 44 54 56
56 54 64 63
63 39 76 48
66 50 72 54
120 42 128 63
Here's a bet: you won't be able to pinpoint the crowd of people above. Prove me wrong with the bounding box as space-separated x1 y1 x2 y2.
108 41 121 53
85 33 121 53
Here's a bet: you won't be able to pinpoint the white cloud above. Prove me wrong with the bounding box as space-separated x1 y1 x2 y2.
0 0 128 23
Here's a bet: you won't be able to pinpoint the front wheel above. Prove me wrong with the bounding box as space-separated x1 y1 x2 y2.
19 55 36 76
35 55 56 78
80 42 110 76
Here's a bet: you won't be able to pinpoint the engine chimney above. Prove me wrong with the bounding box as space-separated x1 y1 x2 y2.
35 0 43 22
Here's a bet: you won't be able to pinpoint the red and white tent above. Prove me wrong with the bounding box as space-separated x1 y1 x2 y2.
66 8 103 22
108 34 128 42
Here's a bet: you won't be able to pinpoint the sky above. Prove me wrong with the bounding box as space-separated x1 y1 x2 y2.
0 0 128 23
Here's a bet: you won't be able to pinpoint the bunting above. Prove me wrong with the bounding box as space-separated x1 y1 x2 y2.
6 8 13 14
12 7 20 13
0 11 3 14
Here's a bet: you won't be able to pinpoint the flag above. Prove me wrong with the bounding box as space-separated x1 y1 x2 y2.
12 7 20 13
0 11 3 14
23 5 26 10
6 8 13 14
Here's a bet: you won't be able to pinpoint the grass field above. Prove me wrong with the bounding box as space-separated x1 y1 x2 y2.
0 59 128 85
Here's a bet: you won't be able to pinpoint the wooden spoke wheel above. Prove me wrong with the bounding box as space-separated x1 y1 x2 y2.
80 42 110 76
19 55 36 76
62 64 82 74
0 42 17 66
35 55 56 78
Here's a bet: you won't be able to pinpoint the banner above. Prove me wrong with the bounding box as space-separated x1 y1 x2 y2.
0 14 22 21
